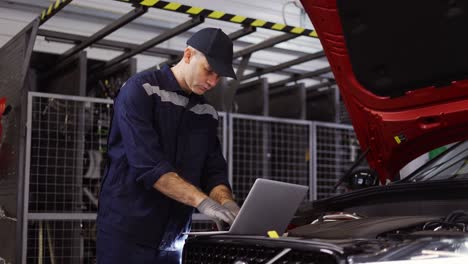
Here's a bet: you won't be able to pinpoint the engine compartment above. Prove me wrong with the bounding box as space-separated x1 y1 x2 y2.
183 211 468 264
287 211 468 260
289 215 448 240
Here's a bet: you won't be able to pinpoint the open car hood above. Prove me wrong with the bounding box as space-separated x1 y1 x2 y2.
301 0 468 182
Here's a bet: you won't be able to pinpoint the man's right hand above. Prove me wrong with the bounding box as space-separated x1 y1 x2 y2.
197 197 236 225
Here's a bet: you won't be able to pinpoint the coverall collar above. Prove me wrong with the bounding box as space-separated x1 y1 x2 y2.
159 64 186 93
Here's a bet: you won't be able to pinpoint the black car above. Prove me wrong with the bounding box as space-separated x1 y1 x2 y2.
183 141 468 263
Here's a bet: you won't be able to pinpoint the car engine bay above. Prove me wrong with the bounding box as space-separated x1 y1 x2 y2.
184 199 468 264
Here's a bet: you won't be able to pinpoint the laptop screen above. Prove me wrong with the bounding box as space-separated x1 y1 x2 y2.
228 178 308 236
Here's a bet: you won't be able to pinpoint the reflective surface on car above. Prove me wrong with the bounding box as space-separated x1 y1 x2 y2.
404 141 468 182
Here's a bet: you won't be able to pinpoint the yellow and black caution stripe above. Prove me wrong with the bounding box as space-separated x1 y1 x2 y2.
114 0 318 38
39 0 74 26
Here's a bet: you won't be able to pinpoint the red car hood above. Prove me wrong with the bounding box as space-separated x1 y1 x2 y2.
301 0 468 182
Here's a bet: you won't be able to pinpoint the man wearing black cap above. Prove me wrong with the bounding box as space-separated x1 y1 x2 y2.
96 28 239 264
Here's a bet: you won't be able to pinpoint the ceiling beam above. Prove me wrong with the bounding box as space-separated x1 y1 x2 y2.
270 66 332 88
241 50 325 81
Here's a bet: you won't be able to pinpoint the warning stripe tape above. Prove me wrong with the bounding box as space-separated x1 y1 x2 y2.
115 0 318 38
39 0 73 26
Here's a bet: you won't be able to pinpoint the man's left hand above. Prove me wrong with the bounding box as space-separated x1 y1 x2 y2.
223 200 240 217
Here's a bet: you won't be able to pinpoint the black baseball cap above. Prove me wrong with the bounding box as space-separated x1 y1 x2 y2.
187 28 237 79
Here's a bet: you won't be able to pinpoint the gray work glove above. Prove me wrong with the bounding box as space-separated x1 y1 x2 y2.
223 200 240 218
197 197 236 225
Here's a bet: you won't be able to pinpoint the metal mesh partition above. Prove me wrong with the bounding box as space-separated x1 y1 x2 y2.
338 97 352 124
314 122 368 199
26 219 96 264
229 114 313 203
28 95 112 213
217 112 227 159
25 93 112 264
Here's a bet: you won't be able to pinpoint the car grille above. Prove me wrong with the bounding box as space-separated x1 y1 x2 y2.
183 241 338 264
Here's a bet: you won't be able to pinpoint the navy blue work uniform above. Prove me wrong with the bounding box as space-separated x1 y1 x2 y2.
96 65 230 264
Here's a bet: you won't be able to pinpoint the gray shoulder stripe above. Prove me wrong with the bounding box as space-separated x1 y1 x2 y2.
142 83 218 120
190 104 218 120
142 83 188 107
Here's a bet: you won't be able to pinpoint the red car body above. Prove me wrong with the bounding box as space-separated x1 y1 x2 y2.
301 0 468 182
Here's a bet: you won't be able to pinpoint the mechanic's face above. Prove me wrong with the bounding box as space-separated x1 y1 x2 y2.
185 48 220 95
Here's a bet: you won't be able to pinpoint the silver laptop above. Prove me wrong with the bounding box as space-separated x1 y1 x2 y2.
188 178 309 236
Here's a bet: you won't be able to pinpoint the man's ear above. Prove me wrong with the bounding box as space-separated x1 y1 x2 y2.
183 47 193 64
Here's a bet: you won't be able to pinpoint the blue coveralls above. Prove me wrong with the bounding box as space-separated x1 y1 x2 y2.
96 65 230 264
